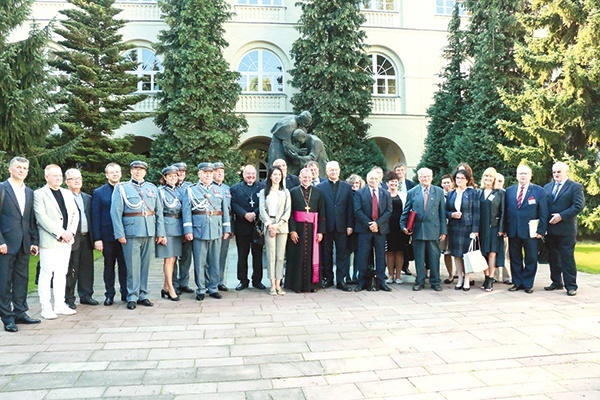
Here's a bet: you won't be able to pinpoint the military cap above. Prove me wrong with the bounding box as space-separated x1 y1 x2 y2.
173 162 187 171
130 160 148 170
198 162 214 171
162 165 179 176
213 162 225 170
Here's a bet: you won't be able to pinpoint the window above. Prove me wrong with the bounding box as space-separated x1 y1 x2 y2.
360 0 395 12
124 48 163 92
366 54 397 96
436 0 466 16
237 0 283 5
238 50 284 93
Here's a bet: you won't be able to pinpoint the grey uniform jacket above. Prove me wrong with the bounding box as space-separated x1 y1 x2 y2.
110 180 165 239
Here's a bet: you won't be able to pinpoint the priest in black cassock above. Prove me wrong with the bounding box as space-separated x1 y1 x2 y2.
285 168 326 293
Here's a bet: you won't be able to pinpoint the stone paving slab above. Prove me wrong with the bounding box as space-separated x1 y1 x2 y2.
1 243 600 399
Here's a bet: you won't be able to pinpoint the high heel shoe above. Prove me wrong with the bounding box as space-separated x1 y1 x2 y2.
169 293 181 301
161 289 169 299
455 278 464 290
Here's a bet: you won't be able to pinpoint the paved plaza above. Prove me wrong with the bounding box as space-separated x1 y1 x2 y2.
1 242 600 399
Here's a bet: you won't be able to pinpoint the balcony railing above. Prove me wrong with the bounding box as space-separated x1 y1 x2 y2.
236 94 288 112
232 5 286 22
131 95 159 113
372 97 402 114
33 1 162 21
362 10 400 28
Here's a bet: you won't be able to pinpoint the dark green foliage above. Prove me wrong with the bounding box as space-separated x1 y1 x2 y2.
289 0 385 176
48 0 146 192
0 0 55 185
417 3 466 179
152 0 247 176
498 0 600 235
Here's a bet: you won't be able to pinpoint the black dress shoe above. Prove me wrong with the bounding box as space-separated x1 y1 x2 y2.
354 285 365 292
379 283 392 292
567 289 577 296
310 288 317 292
253 283 267 290
412 284 424 291
104 297 114 306
524 288 533 294
137 299 154 307
66 302 77 310
15 315 40 324
121 294 127 302
80 298 99 306
508 285 522 291
126 301 136 310
217 284 229 292
209 292 222 299
544 284 564 291
179 286 194 294
336 282 352 292
432 285 443 292
4 322 18 333
322 279 334 288
236 282 249 291
196 294 205 301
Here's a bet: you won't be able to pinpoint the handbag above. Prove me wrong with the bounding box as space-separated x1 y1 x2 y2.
463 238 488 273
252 220 264 246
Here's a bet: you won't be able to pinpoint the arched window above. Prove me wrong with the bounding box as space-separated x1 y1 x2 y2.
366 54 397 96
124 48 163 93
238 0 283 5
238 50 284 93
360 0 396 11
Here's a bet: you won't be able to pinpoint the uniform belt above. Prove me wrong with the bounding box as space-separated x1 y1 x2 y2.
123 211 156 217
192 210 223 216
164 213 182 219
81 232 89 236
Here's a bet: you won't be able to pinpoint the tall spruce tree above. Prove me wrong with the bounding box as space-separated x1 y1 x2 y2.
48 0 146 192
0 0 54 179
289 0 386 177
498 0 600 234
417 3 467 179
450 0 526 181
152 0 247 177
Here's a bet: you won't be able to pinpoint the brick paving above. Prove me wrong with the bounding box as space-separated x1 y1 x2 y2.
1 242 600 399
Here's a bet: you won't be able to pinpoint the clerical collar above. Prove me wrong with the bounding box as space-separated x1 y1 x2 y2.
329 179 338 184
246 182 256 187
131 179 144 186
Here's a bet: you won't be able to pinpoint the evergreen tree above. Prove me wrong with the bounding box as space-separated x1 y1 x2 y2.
450 0 526 181
289 0 386 177
152 0 247 176
417 3 467 179
48 0 146 192
0 0 54 181
498 0 600 234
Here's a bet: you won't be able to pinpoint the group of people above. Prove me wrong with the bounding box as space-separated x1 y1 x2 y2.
0 155 585 333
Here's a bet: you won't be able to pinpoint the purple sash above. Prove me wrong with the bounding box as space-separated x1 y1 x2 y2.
293 211 320 284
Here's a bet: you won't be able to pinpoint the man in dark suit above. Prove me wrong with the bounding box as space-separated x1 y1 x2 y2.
354 169 393 292
0 157 40 332
64 168 98 309
317 161 355 291
306 161 326 186
231 165 266 290
543 162 585 296
401 167 447 292
91 163 127 306
272 158 300 190
394 162 415 276
505 164 549 293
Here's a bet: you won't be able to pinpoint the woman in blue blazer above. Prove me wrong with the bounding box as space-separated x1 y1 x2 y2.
446 169 480 291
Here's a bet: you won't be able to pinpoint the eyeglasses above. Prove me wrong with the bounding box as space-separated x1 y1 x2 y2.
66 177 82 181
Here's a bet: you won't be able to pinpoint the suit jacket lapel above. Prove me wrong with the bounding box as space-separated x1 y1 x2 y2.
553 180 569 202
44 186 62 214
3 181 21 215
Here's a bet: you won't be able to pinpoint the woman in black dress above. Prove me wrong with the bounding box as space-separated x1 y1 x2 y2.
385 171 408 284
446 169 480 291
478 167 505 292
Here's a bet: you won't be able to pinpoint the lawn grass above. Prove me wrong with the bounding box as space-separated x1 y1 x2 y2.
575 241 600 274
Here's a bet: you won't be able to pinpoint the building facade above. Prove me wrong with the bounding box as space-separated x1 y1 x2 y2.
17 0 465 177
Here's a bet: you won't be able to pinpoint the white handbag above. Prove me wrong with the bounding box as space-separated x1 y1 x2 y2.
463 238 488 274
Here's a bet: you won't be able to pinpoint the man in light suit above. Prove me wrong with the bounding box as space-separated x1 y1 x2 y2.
92 163 127 306
317 161 355 291
272 158 300 190
0 157 40 332
401 167 447 292
354 169 393 292
505 164 549 293
64 168 98 309
111 161 166 310
34 164 79 320
543 162 585 296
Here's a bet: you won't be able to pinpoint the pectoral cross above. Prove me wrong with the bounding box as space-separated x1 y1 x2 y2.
305 205 311 212
249 198 255 208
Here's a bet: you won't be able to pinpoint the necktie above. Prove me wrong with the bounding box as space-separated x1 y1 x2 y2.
552 183 561 200
371 188 378 220
517 185 525 208
423 186 429 208
399 181 404 192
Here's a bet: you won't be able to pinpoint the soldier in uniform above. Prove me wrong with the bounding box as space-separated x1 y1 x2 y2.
182 162 231 301
173 162 194 295
213 162 232 291
110 161 166 310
